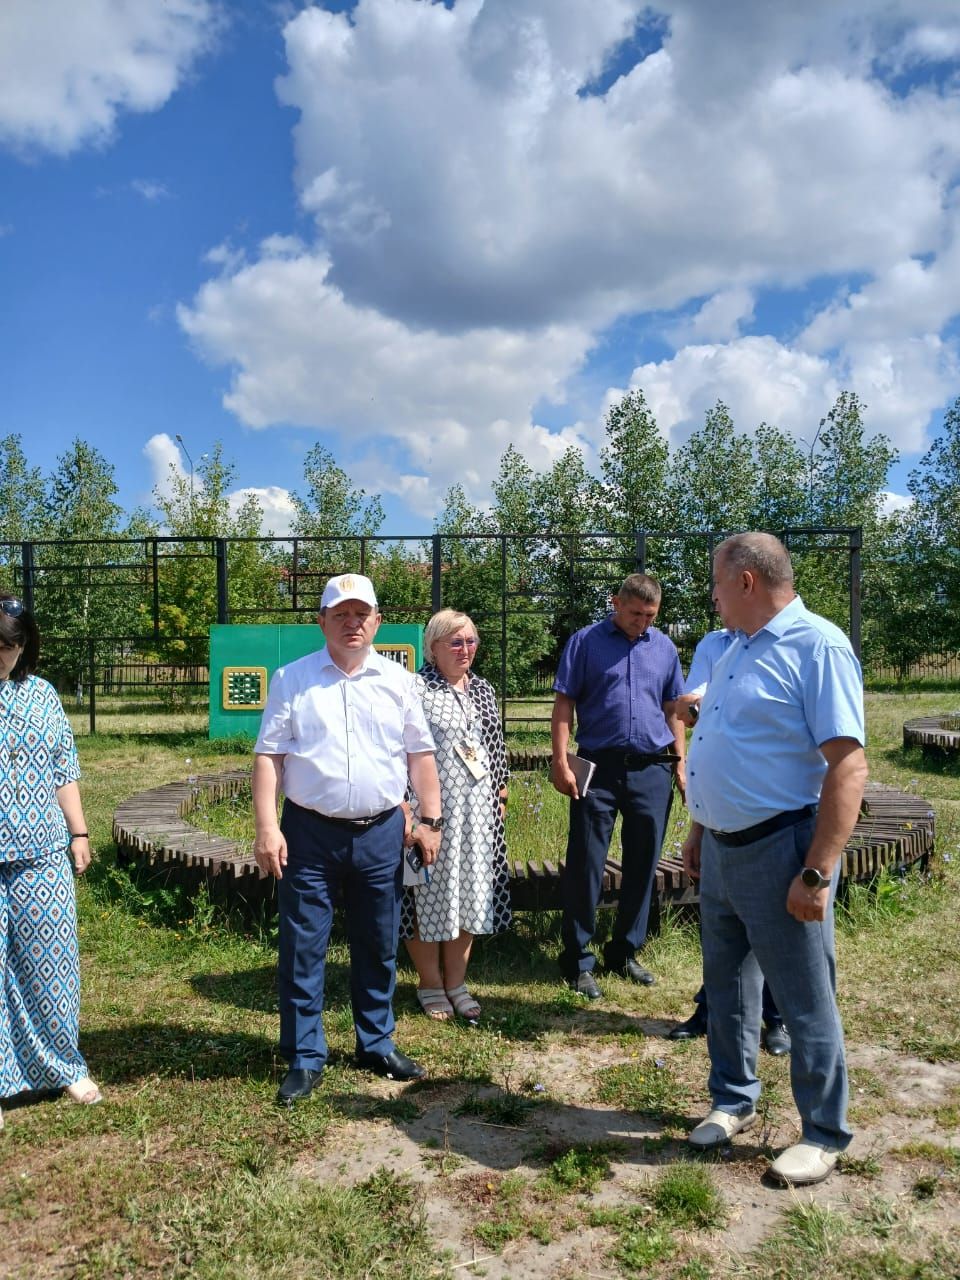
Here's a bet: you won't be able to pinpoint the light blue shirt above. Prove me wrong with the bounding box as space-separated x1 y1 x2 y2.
686 597 865 833
684 629 733 696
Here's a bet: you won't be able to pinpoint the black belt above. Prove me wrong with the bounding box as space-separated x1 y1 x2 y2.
289 801 398 831
582 746 680 770
709 804 817 848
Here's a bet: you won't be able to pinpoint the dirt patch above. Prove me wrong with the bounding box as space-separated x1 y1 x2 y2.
298 1039 960 1277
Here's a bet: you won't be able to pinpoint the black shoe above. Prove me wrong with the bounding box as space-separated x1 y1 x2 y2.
276 1067 323 1107
763 1021 791 1056
668 1008 708 1040
356 1049 426 1081
569 971 602 1000
607 956 657 986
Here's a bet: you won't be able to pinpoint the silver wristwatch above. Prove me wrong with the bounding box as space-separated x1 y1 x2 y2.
800 866 831 890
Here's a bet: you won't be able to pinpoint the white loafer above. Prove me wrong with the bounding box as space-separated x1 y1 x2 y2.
688 1108 757 1150
770 1140 840 1185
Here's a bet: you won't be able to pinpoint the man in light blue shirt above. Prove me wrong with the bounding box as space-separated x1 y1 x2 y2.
683 533 866 1187
670 629 789 1056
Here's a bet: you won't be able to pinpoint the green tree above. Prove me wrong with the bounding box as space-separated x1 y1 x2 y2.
666 402 756 639
749 423 807 529
37 439 146 693
434 473 553 697
808 392 896 528
288 444 385 598
596 389 671 532
900 396 960 664
369 541 433 625
803 392 898 658
150 443 275 662
0 434 47 591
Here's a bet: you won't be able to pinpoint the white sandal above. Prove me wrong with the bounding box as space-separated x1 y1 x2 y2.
445 984 481 1023
66 1076 103 1105
417 988 454 1021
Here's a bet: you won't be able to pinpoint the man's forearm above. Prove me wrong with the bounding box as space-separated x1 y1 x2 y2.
667 709 685 760
252 753 283 832
408 751 441 816
551 693 575 761
806 743 868 875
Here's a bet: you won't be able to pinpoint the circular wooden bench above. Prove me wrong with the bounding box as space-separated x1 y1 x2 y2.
113 772 936 922
903 714 960 757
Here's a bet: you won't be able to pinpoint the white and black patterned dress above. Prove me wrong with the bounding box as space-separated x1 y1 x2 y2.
400 664 512 942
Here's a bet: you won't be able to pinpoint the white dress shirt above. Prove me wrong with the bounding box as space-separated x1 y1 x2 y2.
255 646 435 819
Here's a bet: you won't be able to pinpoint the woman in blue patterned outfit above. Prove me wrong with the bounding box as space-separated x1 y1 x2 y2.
0 596 101 1130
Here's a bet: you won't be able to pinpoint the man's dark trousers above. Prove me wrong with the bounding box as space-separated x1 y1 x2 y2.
278 801 405 1068
561 754 674 977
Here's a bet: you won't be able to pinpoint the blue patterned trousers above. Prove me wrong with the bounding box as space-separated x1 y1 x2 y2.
1 851 89 1097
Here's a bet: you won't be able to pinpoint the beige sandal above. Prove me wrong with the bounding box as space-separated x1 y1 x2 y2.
445 984 481 1023
66 1076 103 1105
416 988 454 1021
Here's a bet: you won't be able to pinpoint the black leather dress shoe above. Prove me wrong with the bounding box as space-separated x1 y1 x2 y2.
621 958 658 986
276 1067 323 1107
668 1007 708 1040
570 971 602 1000
356 1049 426 1081
763 1021 791 1056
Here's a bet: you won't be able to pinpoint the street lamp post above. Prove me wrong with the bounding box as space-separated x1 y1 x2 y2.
799 419 825 520
175 433 194 514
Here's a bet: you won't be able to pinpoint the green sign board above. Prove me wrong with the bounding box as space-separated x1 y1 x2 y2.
208 623 424 739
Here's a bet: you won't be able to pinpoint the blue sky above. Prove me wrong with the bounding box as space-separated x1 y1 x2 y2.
3 0 960 536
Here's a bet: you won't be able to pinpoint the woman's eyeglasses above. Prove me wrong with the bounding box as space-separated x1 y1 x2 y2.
0 599 24 618
447 637 479 652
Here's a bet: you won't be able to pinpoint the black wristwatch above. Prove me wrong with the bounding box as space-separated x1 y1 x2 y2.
419 816 444 831
800 866 831 890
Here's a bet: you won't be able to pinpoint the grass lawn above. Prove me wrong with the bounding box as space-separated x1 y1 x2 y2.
0 690 958 1278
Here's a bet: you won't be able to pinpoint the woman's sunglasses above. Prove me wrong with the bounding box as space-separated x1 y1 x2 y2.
0 598 24 618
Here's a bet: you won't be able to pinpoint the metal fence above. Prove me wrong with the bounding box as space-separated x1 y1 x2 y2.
0 527 864 734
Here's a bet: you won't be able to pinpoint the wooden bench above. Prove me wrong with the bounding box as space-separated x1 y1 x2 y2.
113 775 935 922
903 714 960 757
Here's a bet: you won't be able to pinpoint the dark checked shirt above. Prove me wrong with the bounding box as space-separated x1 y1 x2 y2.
553 617 683 754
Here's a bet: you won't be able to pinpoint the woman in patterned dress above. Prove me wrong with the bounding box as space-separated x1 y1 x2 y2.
401 610 511 1023
0 596 101 1130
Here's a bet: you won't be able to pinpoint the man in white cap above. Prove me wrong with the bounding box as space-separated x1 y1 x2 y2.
253 573 442 1104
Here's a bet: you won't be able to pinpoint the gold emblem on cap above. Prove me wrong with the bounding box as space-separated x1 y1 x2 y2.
339 575 354 590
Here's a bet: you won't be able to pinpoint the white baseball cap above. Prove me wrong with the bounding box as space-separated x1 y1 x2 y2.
320 573 378 611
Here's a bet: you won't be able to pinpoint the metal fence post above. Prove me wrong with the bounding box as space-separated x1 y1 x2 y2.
634 531 647 575
20 542 35 612
215 538 228 623
88 638 97 735
431 535 442 612
850 525 862 660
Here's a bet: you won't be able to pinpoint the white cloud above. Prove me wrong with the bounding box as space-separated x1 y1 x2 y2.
143 432 185 500
144 433 296 533
665 288 756 347
624 329 959 458
229 485 297 536
627 337 838 444
273 0 960 328
178 247 593 505
880 490 913 516
0 0 219 155
180 0 960 510
131 178 171 202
